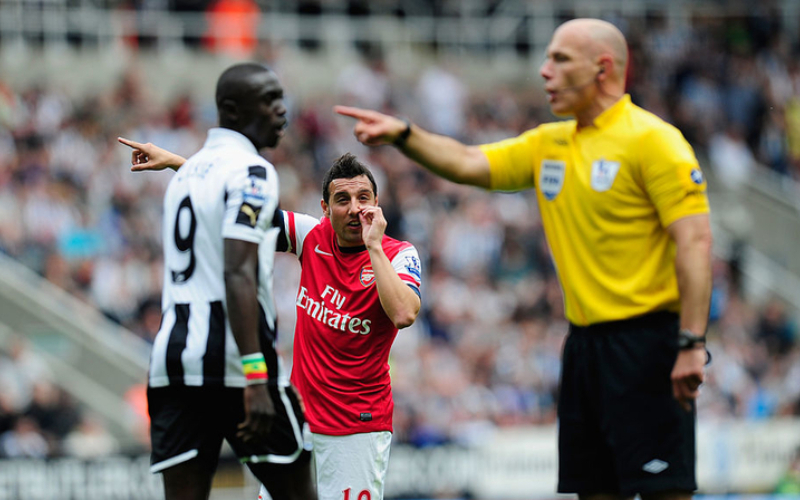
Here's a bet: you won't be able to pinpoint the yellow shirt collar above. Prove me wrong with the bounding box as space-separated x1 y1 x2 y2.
595 94 631 128
577 94 631 132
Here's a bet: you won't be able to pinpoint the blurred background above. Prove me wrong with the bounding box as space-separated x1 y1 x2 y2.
2 0 800 498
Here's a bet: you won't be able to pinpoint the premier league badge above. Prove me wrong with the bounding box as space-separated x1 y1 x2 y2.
590 158 620 192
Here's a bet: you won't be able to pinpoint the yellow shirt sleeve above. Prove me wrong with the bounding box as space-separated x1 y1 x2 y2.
640 125 710 227
479 129 540 192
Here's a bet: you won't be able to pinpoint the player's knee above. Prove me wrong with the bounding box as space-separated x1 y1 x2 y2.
162 462 214 500
261 482 317 500
251 460 316 500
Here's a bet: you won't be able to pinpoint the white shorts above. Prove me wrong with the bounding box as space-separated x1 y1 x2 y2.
258 431 392 500
313 431 392 500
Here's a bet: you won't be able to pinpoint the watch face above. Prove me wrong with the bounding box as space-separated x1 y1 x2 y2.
678 330 705 349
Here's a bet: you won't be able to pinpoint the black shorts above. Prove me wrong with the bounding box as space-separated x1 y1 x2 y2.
148 384 310 474
557 311 696 496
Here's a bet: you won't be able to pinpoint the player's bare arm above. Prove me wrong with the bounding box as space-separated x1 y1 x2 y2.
118 137 187 172
224 238 276 441
668 213 713 411
334 105 492 189
360 206 421 329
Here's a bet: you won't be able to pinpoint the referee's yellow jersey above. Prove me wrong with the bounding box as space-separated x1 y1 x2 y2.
480 94 709 326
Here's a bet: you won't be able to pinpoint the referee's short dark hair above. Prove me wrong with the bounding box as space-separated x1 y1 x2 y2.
322 153 378 203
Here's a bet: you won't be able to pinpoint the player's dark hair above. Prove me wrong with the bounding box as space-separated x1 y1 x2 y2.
322 153 378 203
215 63 271 111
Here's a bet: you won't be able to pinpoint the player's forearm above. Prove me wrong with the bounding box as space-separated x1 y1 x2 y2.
225 270 261 355
367 247 421 329
398 124 491 189
169 154 186 171
674 221 713 334
224 239 262 355
166 153 187 171
148 147 186 171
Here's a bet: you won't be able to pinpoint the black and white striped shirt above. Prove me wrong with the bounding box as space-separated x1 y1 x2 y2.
149 128 286 389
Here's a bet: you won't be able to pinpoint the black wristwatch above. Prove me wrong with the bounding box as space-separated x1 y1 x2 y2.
677 329 706 350
393 118 412 147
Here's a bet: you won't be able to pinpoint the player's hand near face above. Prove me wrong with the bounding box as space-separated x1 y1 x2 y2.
360 204 421 330
359 206 387 250
334 106 408 146
118 137 187 172
671 348 706 411
238 385 276 442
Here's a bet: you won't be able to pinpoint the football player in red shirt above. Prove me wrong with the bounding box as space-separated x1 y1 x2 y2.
120 141 421 500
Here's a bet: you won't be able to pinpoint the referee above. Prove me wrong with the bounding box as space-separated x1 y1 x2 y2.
337 18 712 500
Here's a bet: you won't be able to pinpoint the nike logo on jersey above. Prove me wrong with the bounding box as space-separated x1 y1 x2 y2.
315 245 334 257
553 138 568 145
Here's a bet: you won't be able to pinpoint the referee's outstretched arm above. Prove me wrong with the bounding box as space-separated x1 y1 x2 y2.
335 105 492 189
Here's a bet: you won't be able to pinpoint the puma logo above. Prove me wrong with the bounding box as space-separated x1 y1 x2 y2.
240 204 259 226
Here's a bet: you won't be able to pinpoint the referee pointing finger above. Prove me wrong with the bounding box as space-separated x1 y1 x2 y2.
338 17 712 500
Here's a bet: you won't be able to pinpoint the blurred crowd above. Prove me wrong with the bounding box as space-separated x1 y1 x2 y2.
625 12 800 185
0 9 799 459
0 338 120 459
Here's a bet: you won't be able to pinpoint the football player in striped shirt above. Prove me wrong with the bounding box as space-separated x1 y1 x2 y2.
120 63 315 500
121 143 422 500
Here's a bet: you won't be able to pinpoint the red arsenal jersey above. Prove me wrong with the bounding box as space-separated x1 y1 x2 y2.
278 211 422 435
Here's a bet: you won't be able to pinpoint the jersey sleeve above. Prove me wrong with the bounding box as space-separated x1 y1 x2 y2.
276 211 321 256
640 126 710 228
222 164 279 243
391 245 422 298
479 128 541 192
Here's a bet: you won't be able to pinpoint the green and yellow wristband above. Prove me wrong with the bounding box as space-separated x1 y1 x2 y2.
242 352 268 385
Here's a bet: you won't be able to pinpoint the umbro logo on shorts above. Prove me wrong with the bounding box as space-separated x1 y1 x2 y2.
642 459 669 474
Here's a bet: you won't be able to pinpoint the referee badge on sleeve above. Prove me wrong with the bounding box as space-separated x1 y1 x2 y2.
540 160 566 200
591 158 620 192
